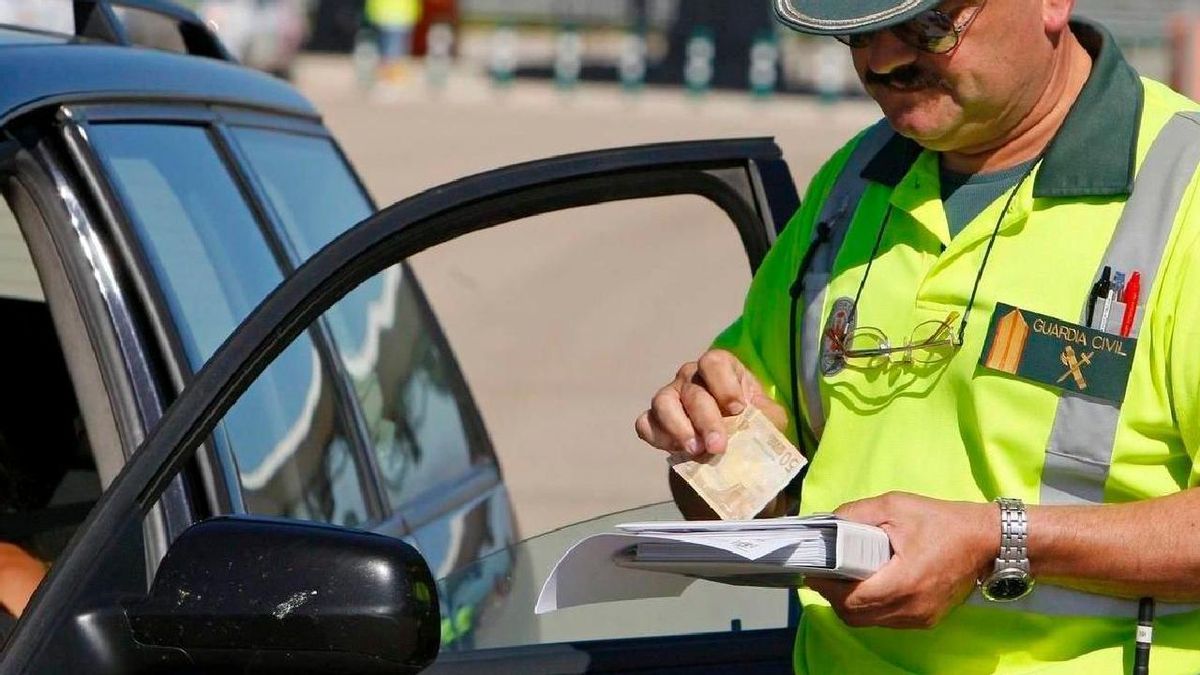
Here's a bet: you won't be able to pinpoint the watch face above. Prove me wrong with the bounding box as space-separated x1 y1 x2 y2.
983 569 1034 602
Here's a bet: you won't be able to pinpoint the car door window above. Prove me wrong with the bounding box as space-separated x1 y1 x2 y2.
230 127 491 512
230 134 795 650
405 195 795 654
87 124 370 527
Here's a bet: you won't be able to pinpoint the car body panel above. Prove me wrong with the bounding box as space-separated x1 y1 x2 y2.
61 95 520 645
0 42 315 125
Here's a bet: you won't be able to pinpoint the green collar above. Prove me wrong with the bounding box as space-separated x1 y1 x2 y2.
861 19 1143 198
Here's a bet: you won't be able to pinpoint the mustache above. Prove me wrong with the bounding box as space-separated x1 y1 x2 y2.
865 65 947 90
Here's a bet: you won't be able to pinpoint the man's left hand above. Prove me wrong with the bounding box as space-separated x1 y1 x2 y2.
805 492 999 629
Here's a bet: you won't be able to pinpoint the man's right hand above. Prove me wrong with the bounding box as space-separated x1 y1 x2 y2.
635 349 789 458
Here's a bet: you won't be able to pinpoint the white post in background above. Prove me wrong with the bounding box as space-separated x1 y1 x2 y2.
619 28 648 93
353 26 381 91
490 23 518 87
555 24 584 90
749 32 779 99
814 40 848 104
684 26 715 96
426 22 455 90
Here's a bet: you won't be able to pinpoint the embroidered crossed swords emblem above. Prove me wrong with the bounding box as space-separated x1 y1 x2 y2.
1056 345 1094 390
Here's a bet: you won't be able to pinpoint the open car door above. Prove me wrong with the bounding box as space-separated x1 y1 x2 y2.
0 137 799 674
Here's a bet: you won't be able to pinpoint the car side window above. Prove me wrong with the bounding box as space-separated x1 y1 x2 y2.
230 127 493 512
87 123 371 527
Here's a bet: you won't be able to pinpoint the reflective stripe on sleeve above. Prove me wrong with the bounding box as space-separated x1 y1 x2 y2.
969 584 1198 617
1040 111 1200 506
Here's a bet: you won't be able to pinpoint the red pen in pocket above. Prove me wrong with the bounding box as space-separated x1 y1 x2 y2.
1120 271 1141 338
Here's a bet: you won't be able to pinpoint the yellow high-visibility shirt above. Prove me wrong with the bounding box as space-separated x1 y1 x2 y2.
715 20 1200 674
366 0 420 28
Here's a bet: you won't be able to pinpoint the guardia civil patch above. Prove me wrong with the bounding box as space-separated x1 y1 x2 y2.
979 303 1136 403
820 296 856 377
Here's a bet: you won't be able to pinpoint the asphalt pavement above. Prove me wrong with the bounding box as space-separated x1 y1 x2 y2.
293 56 880 538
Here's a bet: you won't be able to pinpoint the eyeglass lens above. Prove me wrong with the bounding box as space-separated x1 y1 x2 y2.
839 315 958 368
835 7 959 54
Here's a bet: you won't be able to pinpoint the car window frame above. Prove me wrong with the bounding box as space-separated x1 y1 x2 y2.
0 113 194 576
60 102 390 527
218 122 503 536
0 135 800 673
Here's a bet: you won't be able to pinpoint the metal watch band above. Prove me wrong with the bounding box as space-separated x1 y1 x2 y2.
996 497 1030 572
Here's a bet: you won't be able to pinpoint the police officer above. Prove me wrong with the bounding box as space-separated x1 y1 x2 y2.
636 0 1200 672
366 0 422 84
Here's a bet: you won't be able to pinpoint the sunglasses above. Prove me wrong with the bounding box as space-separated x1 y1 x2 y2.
835 0 987 54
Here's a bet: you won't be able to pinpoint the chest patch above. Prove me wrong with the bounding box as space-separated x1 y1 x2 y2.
820 296 856 377
979 303 1137 404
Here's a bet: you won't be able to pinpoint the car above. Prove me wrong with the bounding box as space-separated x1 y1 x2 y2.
0 1 804 673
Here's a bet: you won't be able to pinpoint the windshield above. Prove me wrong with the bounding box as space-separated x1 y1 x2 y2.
434 502 792 653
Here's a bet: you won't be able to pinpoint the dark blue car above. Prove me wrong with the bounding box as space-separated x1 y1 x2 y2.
0 2 802 673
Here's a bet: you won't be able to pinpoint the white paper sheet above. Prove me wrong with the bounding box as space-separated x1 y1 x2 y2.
534 533 699 614
536 518 889 615
536 527 835 613
616 514 840 534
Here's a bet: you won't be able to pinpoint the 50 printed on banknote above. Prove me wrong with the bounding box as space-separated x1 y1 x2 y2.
669 407 807 520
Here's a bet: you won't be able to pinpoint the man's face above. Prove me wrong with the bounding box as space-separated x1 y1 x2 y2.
850 0 1055 152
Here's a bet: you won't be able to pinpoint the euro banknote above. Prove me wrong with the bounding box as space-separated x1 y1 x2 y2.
669 407 807 520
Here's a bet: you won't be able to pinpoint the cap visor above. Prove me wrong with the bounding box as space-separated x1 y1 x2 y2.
773 0 942 35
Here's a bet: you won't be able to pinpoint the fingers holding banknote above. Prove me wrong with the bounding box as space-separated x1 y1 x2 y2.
636 349 785 457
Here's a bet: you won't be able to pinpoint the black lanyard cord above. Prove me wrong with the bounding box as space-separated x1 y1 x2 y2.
848 203 895 326
958 157 1041 345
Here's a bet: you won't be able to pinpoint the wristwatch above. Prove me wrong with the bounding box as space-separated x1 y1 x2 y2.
980 497 1035 602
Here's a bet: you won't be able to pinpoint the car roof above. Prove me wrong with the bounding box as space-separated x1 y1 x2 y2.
0 25 318 125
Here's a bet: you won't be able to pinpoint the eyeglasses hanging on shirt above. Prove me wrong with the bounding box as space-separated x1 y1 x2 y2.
822 156 1041 371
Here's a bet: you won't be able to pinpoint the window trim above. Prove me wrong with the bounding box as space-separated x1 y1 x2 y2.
62 105 389 525
62 102 326 137
223 123 505 521
60 108 236 524
402 463 502 533
1 115 189 575
212 121 390 524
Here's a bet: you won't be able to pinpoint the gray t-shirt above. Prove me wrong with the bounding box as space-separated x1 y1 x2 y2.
940 158 1038 238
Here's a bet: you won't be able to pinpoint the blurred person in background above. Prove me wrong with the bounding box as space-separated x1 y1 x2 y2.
367 0 421 84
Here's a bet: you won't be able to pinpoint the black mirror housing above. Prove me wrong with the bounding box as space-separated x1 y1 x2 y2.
124 516 440 674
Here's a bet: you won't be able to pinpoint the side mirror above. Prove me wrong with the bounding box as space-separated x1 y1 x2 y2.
109 516 439 673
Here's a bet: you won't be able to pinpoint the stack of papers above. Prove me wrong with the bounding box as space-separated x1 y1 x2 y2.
535 516 891 614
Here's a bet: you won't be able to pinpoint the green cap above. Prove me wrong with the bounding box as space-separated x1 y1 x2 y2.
774 0 941 36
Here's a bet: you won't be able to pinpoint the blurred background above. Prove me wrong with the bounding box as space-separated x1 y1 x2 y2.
6 1 1194 94
5 0 1200 543
103 1 1200 95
